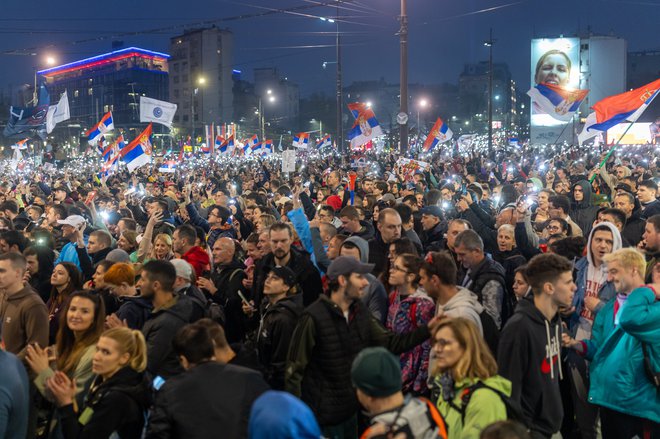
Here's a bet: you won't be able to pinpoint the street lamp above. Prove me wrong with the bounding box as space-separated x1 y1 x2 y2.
310 118 323 134
258 90 276 141
417 98 428 136
33 54 57 104
191 76 206 145
484 29 495 154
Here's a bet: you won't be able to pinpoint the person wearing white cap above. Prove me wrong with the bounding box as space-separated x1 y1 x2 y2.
54 215 88 271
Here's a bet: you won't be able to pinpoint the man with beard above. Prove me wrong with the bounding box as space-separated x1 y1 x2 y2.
251 223 322 308
286 256 438 438
196 237 247 343
139 260 197 379
172 224 210 278
642 214 660 282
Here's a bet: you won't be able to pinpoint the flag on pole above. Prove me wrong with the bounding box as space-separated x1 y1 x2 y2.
527 83 589 122
101 135 125 162
423 117 453 151
293 132 310 149
347 103 383 149
217 135 234 154
243 135 260 154
46 90 70 133
139 96 177 128
120 124 153 172
262 139 274 154
4 81 50 139
159 160 178 173
578 78 660 144
86 112 114 146
316 134 332 149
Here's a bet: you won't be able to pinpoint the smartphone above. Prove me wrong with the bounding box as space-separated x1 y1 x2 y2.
237 291 253 308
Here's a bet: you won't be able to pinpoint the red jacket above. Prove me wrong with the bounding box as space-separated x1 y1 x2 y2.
182 246 210 278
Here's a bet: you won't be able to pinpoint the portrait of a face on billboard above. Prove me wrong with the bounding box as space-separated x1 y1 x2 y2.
530 38 580 127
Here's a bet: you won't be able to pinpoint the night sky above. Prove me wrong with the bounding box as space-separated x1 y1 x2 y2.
1 0 658 98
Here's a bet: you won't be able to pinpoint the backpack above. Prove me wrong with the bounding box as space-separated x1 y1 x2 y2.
361 396 448 439
479 311 500 357
449 381 526 427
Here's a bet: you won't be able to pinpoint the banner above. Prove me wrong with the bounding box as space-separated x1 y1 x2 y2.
140 96 177 128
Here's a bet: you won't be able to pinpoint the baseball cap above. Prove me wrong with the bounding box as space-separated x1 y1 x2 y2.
57 215 86 229
420 205 443 218
269 266 296 287
351 347 402 397
274 196 291 206
170 259 194 282
326 256 374 281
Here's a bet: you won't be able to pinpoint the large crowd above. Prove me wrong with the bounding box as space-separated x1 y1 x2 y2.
0 143 659 439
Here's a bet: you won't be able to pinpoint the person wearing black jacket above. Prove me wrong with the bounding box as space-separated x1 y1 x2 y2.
497 253 576 439
255 266 302 390
146 323 269 439
23 245 55 303
47 327 152 439
138 260 196 379
569 180 600 238
419 206 445 253
251 222 322 308
197 237 248 343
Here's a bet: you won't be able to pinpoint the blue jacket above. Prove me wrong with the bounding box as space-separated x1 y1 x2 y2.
54 239 89 271
0 351 29 439
588 287 660 423
569 256 617 336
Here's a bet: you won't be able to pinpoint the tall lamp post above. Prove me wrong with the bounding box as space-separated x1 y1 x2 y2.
258 89 275 141
191 76 206 146
484 29 495 155
398 0 409 154
417 98 428 138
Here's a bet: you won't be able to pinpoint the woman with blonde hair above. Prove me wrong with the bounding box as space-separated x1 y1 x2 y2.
46 327 152 439
136 212 174 264
431 318 512 439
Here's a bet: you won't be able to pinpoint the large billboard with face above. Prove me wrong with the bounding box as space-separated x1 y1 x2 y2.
530 37 580 142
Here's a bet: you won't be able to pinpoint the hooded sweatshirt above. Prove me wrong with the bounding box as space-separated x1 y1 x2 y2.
497 298 564 437
248 391 321 439
345 236 388 323
570 180 600 237
181 245 211 278
0 286 49 361
571 221 622 340
436 287 483 334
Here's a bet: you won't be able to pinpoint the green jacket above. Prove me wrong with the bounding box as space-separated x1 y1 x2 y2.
434 375 511 439
588 286 660 423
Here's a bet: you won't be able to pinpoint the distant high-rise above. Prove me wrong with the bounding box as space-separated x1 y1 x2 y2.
169 27 234 136
39 47 170 131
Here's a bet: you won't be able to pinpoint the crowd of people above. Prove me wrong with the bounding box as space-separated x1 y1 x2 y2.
0 143 659 439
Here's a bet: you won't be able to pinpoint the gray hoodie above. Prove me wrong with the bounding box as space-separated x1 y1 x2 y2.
436 286 484 334
344 236 388 323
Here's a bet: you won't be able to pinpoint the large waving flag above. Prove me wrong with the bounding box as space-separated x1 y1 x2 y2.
579 78 660 145
261 139 274 154
4 81 50 140
347 103 383 149
316 134 332 149
46 90 71 134
527 83 589 122
86 112 114 146
423 117 453 151
120 124 153 172
217 135 234 154
293 132 309 149
159 160 178 173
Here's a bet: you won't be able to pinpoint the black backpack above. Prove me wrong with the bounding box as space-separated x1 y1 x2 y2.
479 311 500 357
449 381 526 427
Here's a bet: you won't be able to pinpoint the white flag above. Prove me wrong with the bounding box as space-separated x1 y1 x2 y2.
46 91 70 134
140 96 177 128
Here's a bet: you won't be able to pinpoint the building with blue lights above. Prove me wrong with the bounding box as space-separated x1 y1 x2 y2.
39 46 170 136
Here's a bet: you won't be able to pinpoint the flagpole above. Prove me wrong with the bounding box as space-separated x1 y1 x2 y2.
550 121 571 148
588 121 635 183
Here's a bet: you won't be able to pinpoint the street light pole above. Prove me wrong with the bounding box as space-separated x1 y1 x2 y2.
398 0 409 154
259 97 264 141
485 29 495 155
191 88 197 145
336 0 343 153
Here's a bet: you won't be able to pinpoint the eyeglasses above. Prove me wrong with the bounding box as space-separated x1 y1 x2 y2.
390 265 411 274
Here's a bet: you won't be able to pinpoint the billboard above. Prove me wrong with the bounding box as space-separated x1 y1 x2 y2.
605 122 652 145
530 37 580 143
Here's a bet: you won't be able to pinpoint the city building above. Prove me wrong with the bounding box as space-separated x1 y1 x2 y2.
169 27 234 138
38 46 170 137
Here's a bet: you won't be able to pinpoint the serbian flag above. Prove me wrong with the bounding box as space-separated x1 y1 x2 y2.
578 78 660 144
86 112 114 146
262 139 274 154
159 160 178 173
217 135 234 154
347 103 383 149
101 135 125 162
316 134 332 149
120 124 153 172
244 135 259 153
423 118 453 151
527 83 589 122
293 132 309 149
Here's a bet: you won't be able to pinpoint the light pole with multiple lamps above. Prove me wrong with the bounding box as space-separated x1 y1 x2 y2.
258 89 276 141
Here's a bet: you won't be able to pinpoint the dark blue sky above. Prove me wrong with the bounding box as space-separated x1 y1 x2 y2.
1 0 658 98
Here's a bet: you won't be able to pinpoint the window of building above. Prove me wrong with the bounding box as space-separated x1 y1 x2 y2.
88 88 93 96
173 90 179 98
88 78 93 84
173 63 179 73
104 105 109 113
174 115 179 123
173 76 179 84
74 90 79 98
183 115 189 122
